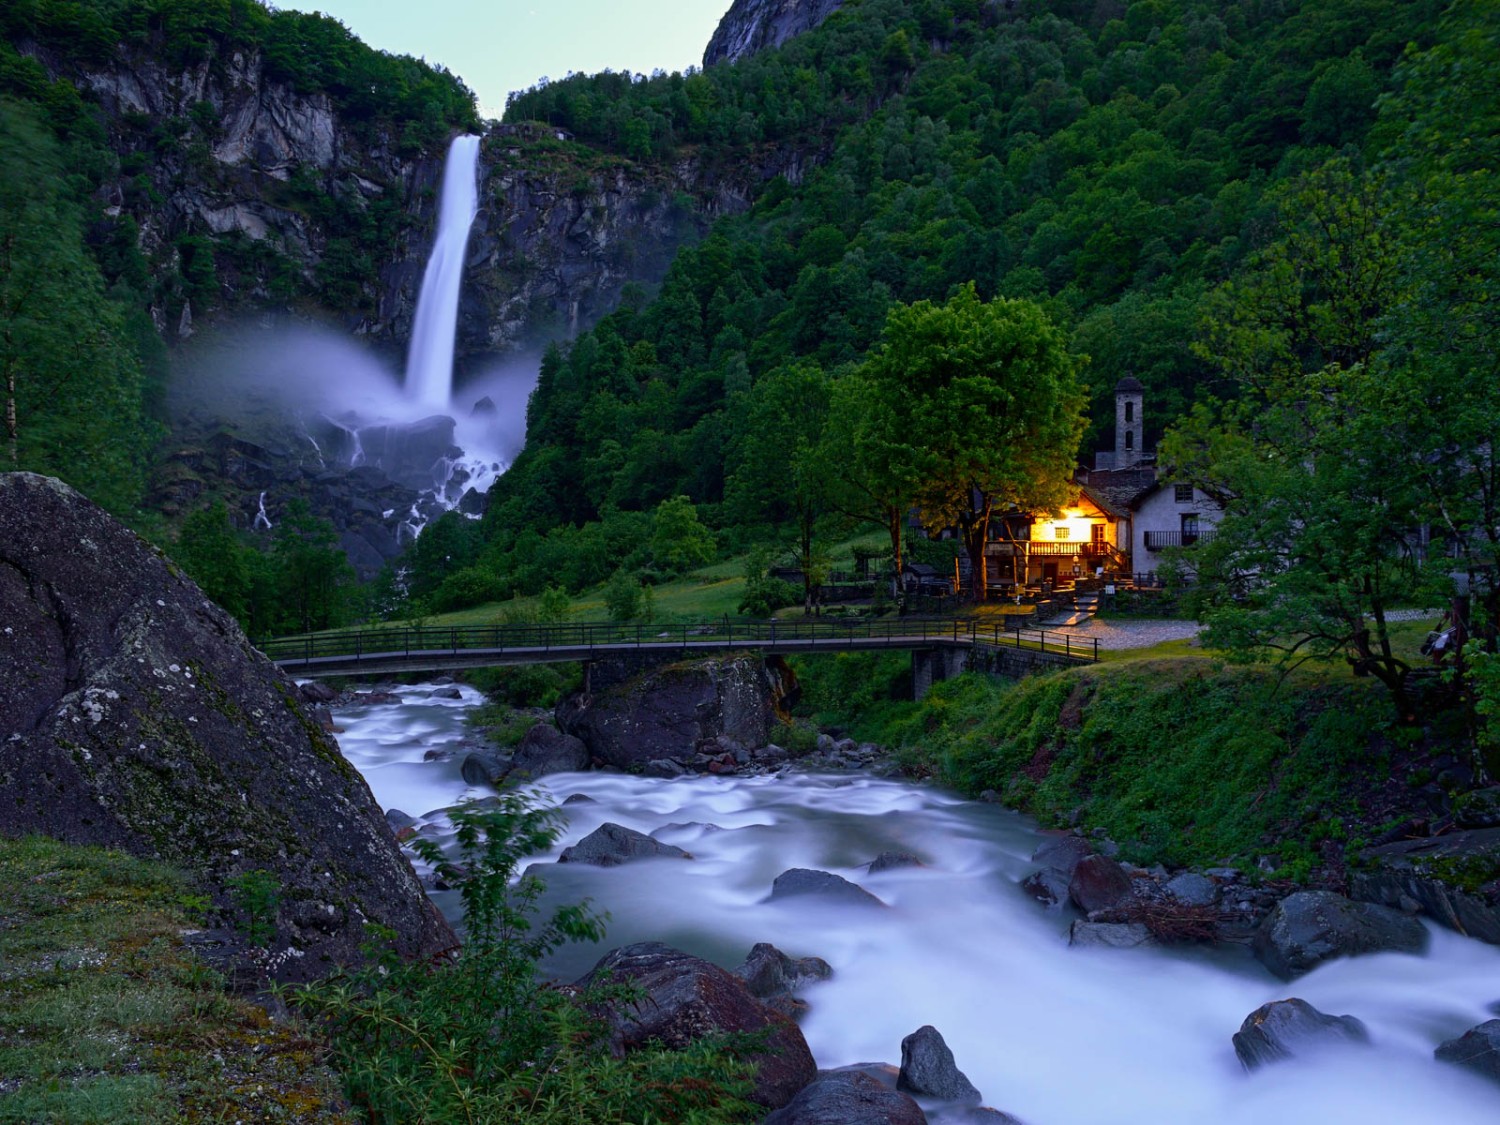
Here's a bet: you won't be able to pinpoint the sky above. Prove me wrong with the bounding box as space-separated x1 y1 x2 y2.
277 0 737 119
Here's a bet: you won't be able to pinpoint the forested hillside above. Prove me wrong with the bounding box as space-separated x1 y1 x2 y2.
420 0 1458 611
0 0 476 515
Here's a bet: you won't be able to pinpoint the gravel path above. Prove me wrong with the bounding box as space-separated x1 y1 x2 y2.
1046 608 1443 651
1045 617 1203 650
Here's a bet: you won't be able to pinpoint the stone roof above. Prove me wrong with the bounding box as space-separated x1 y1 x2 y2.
1079 467 1158 515
1114 375 1145 393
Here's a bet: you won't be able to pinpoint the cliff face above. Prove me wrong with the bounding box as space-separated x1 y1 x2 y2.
704 0 846 66
24 40 805 365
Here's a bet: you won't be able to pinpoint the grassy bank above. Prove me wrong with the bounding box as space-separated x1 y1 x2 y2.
795 652 1441 880
0 837 350 1123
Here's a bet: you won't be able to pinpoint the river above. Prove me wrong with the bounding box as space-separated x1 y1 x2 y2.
332 682 1500 1124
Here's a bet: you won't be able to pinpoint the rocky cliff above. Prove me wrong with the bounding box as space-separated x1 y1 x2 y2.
704 0 847 67
0 472 454 982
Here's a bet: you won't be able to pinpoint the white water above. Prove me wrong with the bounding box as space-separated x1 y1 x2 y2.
330 686 1500 1125
405 135 481 409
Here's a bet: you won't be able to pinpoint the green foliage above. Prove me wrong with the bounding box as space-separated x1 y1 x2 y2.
538 584 572 623
226 868 280 947
0 836 351 1120
173 500 251 620
604 569 654 623
904 663 1390 871
466 662 583 710
791 651 915 735
651 494 717 573
0 98 157 513
738 547 799 618
290 797 758 1124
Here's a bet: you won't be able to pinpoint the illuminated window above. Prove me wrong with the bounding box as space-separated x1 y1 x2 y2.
1055 526 1071 540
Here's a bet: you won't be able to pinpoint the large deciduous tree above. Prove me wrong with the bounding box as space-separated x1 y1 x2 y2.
860 285 1086 601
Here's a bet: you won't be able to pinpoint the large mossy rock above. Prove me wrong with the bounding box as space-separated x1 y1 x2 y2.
576 941 817 1110
0 473 453 983
558 655 778 769
761 1070 927 1125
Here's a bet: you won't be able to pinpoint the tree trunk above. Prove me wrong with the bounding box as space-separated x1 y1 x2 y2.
887 507 904 580
958 497 992 603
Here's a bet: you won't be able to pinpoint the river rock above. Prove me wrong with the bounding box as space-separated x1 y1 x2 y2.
735 942 833 1016
1164 873 1219 906
1021 869 1070 907
769 868 886 907
1069 921 1157 949
559 822 690 866
935 1110 1023 1124
761 1070 927 1125
1454 788 1500 830
1352 827 1500 945
576 942 815 1109
557 655 779 770
1032 834 1093 878
460 748 510 787
1434 1019 1500 1083
898 1024 981 1103
507 722 589 777
0 473 452 983
1253 890 1429 979
1232 998 1370 1070
1069 854 1135 914
868 851 925 873
298 680 338 704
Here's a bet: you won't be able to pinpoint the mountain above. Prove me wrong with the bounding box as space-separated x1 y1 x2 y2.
704 0 847 66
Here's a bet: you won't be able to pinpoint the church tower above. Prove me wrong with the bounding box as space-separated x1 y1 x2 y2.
1114 375 1144 469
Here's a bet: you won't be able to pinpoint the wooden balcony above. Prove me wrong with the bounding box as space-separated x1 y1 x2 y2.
1143 530 1217 550
985 540 1116 558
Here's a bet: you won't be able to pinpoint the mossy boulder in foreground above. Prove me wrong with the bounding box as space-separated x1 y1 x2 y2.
0 472 453 982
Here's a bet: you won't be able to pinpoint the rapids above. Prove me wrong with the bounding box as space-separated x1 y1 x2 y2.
331 684 1500 1125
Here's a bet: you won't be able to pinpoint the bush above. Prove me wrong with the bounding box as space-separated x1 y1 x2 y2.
289 796 759 1123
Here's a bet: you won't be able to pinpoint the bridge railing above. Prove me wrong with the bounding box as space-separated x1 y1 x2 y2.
255 617 1100 668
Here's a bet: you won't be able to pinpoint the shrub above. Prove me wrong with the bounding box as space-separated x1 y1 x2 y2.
289 796 758 1123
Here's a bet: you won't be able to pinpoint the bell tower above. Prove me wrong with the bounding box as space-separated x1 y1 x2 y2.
1114 375 1144 469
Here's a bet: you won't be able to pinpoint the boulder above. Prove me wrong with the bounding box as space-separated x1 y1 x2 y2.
508 722 589 777
1454 788 1500 830
898 1024 981 1103
1164 873 1219 906
298 680 338 704
868 851 925 874
1352 828 1500 945
1068 921 1156 949
576 942 815 1110
761 1070 927 1125
1232 998 1370 1070
734 942 833 1009
769 868 886 907
1253 890 1429 979
937 1110 1023 1124
1031 834 1092 879
460 749 510 787
1435 1019 1500 1084
0 473 452 983
1068 854 1135 914
558 655 778 770
558 822 690 866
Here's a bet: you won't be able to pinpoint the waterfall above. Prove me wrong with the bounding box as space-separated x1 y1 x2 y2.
404 135 481 409
253 491 273 531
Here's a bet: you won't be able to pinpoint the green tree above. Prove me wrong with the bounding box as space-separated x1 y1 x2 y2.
649 494 716 574
862 285 1086 601
270 500 356 634
174 500 251 624
0 99 155 513
726 362 835 612
1163 365 1429 719
603 569 652 623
